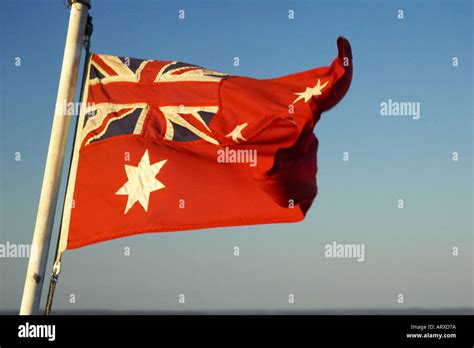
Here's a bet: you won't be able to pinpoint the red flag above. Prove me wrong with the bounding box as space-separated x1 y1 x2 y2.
60 37 353 250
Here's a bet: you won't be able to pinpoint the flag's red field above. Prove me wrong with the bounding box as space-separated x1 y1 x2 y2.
64 37 353 249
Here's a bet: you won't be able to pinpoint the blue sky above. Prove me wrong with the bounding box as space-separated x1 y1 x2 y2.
0 0 472 312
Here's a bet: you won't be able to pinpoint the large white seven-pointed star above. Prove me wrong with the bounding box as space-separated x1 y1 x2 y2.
292 79 329 104
225 122 248 143
115 150 167 214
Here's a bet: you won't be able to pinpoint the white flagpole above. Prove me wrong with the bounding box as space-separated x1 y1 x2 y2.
20 0 91 315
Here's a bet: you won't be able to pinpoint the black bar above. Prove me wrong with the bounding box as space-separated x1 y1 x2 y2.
0 315 472 346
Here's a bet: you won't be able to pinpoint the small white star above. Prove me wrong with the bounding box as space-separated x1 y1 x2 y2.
115 149 167 214
292 79 329 104
226 122 248 143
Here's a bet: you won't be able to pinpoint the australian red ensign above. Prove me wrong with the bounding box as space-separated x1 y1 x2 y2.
61 37 353 249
